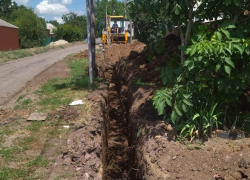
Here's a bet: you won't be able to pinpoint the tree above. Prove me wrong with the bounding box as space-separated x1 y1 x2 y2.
130 0 250 138
11 5 47 48
0 0 18 21
54 12 87 42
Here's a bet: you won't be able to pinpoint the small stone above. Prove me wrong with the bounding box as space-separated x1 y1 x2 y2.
224 175 236 180
223 166 229 170
191 168 196 171
230 171 242 179
197 168 203 171
172 156 177 160
150 157 157 163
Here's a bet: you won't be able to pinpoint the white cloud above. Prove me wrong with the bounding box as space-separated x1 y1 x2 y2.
54 16 64 24
35 0 69 15
61 0 72 5
13 0 29 5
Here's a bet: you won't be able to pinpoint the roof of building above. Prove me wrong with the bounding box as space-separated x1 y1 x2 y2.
46 23 57 34
0 19 18 29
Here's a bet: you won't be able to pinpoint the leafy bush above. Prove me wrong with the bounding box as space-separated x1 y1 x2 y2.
153 21 250 138
54 24 84 42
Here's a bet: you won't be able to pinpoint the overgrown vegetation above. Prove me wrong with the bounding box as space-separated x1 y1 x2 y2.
54 12 87 42
0 54 96 179
129 0 250 139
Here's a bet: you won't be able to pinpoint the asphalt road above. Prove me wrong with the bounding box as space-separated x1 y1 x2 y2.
0 44 88 106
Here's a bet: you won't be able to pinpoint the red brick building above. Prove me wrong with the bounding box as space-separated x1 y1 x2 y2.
0 19 19 51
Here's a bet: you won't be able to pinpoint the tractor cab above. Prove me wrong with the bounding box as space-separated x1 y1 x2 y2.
110 17 126 34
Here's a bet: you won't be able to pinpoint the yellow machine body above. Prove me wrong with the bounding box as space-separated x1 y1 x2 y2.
102 15 128 45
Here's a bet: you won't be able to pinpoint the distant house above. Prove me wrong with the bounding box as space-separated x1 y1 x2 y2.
0 19 19 51
46 23 57 37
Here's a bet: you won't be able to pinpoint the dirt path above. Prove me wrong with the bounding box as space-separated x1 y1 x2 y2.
0 44 87 106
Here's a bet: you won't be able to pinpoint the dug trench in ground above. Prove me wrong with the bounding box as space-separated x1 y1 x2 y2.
96 42 173 180
96 40 250 180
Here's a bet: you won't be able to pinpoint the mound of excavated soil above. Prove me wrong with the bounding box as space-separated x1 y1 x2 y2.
95 40 250 180
49 40 69 46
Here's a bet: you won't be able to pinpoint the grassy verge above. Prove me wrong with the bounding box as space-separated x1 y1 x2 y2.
0 41 85 64
0 54 98 179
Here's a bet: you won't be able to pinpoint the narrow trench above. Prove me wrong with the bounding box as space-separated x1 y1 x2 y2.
103 64 132 180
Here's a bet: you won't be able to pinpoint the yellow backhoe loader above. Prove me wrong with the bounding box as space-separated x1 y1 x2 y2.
102 15 129 45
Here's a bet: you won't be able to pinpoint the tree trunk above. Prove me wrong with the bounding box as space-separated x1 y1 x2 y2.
180 2 195 65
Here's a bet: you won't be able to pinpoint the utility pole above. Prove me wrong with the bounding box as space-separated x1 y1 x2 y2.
91 0 96 78
86 0 95 84
124 0 127 19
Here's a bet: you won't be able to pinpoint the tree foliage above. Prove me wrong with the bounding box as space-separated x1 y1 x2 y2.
0 0 18 21
130 0 250 138
11 6 47 48
54 12 87 42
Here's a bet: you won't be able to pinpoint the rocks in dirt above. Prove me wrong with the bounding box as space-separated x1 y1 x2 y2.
230 171 242 179
238 158 250 169
52 83 108 179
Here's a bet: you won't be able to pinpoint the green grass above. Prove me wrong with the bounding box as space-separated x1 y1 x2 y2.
21 98 32 106
17 136 36 150
16 95 25 103
0 146 22 161
27 121 44 132
0 167 28 180
14 98 32 110
28 155 49 167
36 57 99 110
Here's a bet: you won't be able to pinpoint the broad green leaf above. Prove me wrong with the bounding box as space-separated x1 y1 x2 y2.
178 45 187 51
192 113 200 120
183 60 190 67
174 6 180 15
190 45 197 56
224 65 232 75
225 48 232 54
224 57 235 68
182 103 188 113
245 46 250 55
227 25 236 29
234 44 244 55
174 105 183 116
165 98 172 106
216 32 222 41
171 110 177 124
183 94 191 99
183 98 193 106
216 63 221 71
231 38 240 42
188 61 194 71
221 20 234 28
221 28 230 39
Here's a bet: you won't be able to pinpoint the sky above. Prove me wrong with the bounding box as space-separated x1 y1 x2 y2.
13 0 86 24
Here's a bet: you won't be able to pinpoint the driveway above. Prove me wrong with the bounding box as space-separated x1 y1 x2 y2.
0 43 88 106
